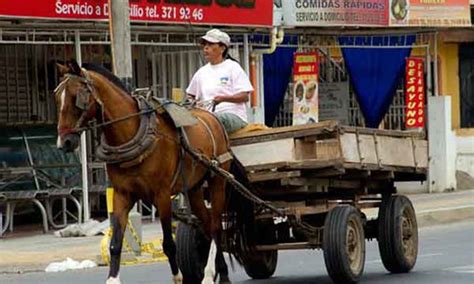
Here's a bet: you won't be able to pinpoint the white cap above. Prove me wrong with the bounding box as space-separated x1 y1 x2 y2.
200 29 231 47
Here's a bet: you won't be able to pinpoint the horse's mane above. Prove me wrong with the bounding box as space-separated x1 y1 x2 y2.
82 63 130 94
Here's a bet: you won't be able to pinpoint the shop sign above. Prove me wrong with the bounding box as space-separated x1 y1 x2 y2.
0 0 273 27
405 57 425 129
319 82 350 125
281 0 389 27
292 52 320 126
390 0 471 26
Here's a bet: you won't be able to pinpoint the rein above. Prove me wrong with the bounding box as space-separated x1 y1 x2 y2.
74 108 157 134
57 71 164 168
56 72 161 136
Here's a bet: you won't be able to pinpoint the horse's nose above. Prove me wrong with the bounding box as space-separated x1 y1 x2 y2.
59 134 80 153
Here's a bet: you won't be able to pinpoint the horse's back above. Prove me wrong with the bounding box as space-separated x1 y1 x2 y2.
182 109 231 159
188 109 228 139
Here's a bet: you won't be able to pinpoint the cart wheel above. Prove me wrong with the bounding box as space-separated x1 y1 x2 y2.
323 205 365 283
241 218 278 279
378 195 418 273
243 250 278 279
176 222 210 283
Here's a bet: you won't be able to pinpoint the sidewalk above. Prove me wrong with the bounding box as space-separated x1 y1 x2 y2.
0 190 473 274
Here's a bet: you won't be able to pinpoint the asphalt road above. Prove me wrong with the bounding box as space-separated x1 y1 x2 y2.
1 221 473 284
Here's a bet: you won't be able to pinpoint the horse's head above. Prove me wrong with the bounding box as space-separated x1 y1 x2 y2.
54 60 97 152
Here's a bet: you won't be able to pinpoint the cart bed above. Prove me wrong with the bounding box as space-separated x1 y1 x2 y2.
230 120 427 183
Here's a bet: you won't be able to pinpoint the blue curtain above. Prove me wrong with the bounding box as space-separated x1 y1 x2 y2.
263 47 296 126
338 35 416 128
250 35 297 126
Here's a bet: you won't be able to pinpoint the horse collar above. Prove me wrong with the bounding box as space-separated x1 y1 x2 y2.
95 96 158 168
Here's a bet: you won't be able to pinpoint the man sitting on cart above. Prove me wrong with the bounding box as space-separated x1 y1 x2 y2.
186 28 254 134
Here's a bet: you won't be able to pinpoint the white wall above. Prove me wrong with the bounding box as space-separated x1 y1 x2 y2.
396 181 429 194
428 96 457 192
456 135 474 178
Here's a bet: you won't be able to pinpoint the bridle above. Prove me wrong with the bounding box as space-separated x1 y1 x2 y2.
55 71 98 138
55 71 156 137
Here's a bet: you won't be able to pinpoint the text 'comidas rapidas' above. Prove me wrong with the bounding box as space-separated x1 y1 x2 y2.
295 0 385 10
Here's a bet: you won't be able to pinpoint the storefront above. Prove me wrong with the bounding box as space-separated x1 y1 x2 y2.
0 1 472 232
0 0 275 229
0 0 275 124
269 0 473 192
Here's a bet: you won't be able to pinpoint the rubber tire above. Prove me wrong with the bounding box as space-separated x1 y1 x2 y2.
378 195 418 273
240 218 278 279
243 250 278 279
323 205 365 284
176 222 210 284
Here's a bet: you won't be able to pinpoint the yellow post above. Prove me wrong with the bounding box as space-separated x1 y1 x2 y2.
106 187 114 214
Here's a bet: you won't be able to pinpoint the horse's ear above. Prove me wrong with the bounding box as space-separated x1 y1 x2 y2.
67 60 82 76
56 63 69 76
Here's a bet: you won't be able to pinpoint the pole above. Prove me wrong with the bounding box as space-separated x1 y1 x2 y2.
243 34 250 75
108 0 135 213
108 0 133 90
434 32 439 96
107 0 142 255
75 30 90 222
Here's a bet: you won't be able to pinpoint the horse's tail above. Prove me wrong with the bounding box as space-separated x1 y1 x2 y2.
224 155 257 264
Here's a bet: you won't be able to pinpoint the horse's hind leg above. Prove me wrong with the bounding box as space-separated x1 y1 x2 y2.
202 175 230 284
155 191 182 284
107 191 134 284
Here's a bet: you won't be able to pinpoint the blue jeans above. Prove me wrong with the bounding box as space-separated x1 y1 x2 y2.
214 112 247 133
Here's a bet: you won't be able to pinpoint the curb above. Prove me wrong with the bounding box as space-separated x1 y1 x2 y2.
416 205 474 227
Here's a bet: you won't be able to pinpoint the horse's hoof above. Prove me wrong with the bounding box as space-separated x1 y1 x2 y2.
201 277 214 284
172 271 183 284
106 276 121 284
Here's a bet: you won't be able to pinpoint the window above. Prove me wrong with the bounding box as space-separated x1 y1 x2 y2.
459 43 474 128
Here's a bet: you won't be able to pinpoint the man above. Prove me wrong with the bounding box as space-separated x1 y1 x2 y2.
186 29 254 133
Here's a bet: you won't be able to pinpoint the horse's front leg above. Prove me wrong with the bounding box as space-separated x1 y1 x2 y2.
156 191 182 284
106 191 134 284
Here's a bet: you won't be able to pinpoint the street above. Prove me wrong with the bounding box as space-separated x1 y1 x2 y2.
1 221 473 284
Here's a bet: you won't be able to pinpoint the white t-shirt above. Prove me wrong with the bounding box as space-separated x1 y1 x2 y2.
186 59 254 122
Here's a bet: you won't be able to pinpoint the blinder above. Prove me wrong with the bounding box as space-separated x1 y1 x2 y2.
75 89 91 110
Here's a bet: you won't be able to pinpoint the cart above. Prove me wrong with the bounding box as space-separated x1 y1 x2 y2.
176 120 427 283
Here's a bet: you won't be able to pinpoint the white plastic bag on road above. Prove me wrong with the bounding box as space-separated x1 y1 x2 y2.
54 219 109 237
45 258 97 272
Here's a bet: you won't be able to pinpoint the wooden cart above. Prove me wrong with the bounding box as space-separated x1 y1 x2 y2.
177 120 427 283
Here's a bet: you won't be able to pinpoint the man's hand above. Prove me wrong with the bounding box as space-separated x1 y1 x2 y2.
213 95 226 105
213 92 250 105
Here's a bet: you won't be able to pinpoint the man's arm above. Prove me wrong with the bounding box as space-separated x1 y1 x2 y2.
213 92 250 104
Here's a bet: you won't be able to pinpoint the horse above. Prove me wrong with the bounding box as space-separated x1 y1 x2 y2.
54 60 252 284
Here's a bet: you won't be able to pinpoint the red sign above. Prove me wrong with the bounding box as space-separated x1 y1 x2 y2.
0 0 272 27
405 58 425 128
292 52 319 125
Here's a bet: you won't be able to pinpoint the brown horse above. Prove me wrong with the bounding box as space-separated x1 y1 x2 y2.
54 60 245 284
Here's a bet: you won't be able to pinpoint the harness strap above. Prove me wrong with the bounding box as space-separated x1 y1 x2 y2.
216 152 233 165
195 116 217 157
169 141 184 190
